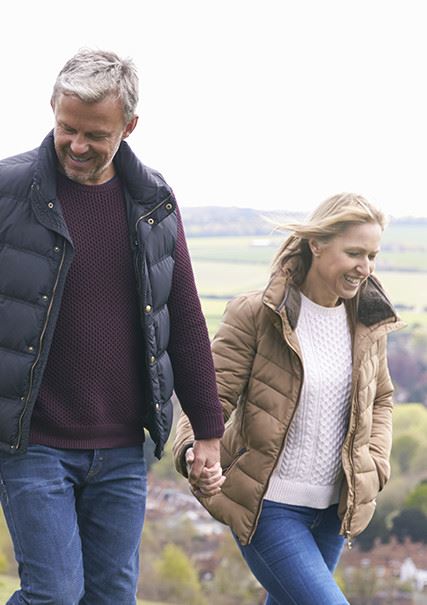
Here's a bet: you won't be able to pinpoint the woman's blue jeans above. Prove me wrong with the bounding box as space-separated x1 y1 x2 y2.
236 500 349 605
0 444 147 605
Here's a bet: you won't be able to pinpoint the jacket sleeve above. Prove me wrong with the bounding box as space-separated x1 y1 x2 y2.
369 335 394 490
173 294 258 476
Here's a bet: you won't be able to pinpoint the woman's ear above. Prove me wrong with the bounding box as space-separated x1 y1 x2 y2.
308 238 321 257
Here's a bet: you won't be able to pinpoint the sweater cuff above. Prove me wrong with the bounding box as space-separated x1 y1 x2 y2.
190 411 225 441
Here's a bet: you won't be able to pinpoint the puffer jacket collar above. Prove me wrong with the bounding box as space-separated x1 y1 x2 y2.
262 267 399 331
31 131 174 225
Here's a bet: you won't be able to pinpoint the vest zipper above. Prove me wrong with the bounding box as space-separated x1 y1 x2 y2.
133 193 174 302
132 195 174 440
13 245 67 451
134 195 173 231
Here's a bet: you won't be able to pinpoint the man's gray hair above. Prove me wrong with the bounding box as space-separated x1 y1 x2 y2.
51 49 139 123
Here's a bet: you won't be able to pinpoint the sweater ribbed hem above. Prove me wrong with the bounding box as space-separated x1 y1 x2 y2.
264 478 341 509
29 424 145 449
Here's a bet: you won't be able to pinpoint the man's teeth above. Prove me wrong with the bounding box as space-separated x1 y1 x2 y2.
70 155 89 162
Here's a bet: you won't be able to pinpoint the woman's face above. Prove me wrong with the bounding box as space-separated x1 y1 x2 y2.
303 221 383 307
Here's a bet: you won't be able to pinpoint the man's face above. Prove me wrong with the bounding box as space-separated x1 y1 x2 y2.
52 93 137 185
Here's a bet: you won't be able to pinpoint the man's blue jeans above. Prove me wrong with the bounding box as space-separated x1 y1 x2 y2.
0 445 147 605
236 500 349 605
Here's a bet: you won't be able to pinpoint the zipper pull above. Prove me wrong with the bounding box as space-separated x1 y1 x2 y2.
345 530 353 550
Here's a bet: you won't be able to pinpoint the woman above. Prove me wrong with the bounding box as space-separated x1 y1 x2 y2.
173 193 404 604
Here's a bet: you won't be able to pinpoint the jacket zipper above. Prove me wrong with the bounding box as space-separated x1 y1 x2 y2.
342 384 359 549
342 323 399 549
13 245 67 450
247 324 304 543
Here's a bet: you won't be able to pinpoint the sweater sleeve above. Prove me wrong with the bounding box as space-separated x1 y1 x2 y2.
167 207 224 440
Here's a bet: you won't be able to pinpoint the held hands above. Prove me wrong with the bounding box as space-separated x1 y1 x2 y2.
186 438 225 497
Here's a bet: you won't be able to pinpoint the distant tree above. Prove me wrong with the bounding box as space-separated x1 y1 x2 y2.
155 543 207 605
391 508 427 543
356 512 389 551
343 564 378 605
206 532 264 605
143 434 157 471
388 331 427 404
403 480 427 515
391 434 420 473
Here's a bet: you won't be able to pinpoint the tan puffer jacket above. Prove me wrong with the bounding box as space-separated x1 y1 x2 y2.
173 270 404 546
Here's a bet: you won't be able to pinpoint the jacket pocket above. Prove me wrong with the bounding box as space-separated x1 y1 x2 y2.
222 447 247 475
371 454 390 492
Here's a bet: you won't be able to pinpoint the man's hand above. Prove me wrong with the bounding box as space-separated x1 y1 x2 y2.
186 438 225 496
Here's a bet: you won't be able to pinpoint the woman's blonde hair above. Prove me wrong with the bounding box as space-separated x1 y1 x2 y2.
272 192 386 285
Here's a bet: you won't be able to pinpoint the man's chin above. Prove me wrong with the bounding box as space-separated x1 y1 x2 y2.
59 157 111 185
63 166 96 185
65 173 90 185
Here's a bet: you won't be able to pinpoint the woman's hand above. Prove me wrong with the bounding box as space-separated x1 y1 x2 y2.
185 447 225 496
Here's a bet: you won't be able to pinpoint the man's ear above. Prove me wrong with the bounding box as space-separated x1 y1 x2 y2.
123 115 139 139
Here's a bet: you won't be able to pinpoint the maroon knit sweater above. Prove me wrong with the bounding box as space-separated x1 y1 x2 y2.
30 173 224 448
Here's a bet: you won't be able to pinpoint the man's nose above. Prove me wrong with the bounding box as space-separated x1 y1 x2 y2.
69 135 89 155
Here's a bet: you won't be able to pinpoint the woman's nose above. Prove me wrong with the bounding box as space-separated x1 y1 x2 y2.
357 257 372 277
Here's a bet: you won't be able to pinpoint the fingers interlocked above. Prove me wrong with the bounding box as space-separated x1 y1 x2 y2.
186 447 225 497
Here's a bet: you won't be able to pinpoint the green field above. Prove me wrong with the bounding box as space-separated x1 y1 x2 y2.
188 224 427 270
187 234 427 336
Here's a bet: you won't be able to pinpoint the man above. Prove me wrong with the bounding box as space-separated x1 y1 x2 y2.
0 49 224 604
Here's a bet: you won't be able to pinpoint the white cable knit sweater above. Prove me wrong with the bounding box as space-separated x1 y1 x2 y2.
265 293 352 508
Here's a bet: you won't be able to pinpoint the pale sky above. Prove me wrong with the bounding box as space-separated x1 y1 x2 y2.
2 0 427 218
